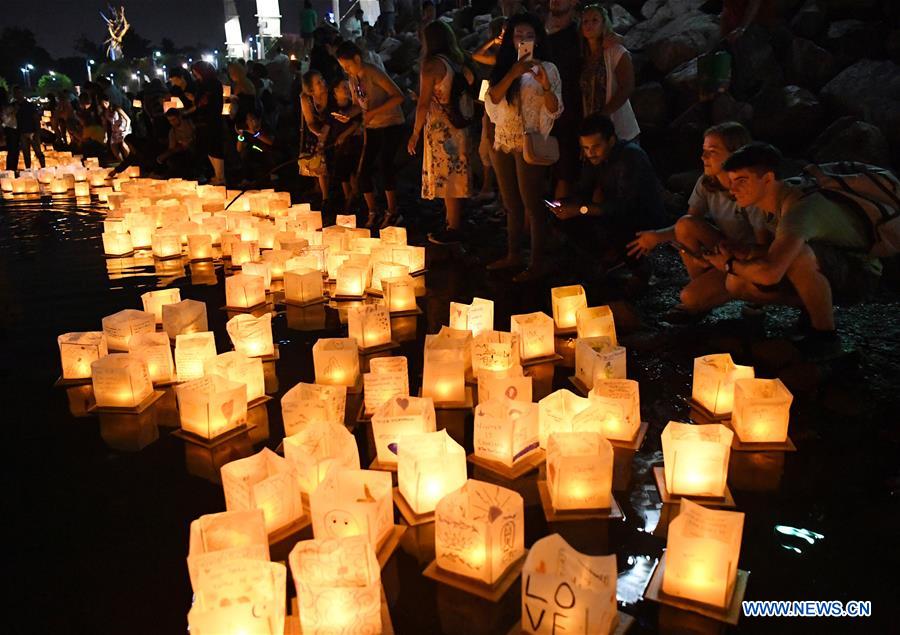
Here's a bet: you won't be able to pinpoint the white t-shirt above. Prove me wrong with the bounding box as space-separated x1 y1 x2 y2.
688 175 763 244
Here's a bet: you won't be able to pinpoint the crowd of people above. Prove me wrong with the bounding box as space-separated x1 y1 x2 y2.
1 0 895 352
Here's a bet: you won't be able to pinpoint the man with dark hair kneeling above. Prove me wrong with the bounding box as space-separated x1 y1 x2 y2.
549 113 667 277
706 142 882 350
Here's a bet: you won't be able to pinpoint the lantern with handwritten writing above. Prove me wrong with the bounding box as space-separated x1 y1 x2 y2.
141 288 181 324
186 509 270 592
284 268 324 305
230 240 259 267
226 313 274 358
162 299 208 339
289 536 382 635
382 275 418 313
662 499 744 608
661 422 733 498
221 448 305 534
348 304 392 350
398 430 467 515
242 261 273 291
589 379 640 442
731 378 792 444
371 395 436 467
546 432 613 511
225 272 267 309
449 297 494 336
379 226 406 245
176 375 248 440
313 338 360 388
471 330 520 375
511 312 555 362
538 389 596 448
187 558 286 635
102 309 155 351
521 534 617 634
58 331 108 380
310 468 392 547
551 285 587 331
370 261 409 293
281 382 347 436
435 480 525 585
285 421 361 496
474 398 540 468
476 366 532 405
575 305 617 344
175 332 218 382
692 354 755 416
575 336 626 391
204 351 265 403
90 353 153 408
129 332 175 384
363 356 409 415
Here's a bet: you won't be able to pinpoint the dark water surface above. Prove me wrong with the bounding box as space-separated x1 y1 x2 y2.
4 193 898 634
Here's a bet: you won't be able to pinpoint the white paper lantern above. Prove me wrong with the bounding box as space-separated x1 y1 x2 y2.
312 338 360 388
511 312 555 361
551 285 587 330
473 398 540 468
186 509 270 592
129 331 175 383
382 275 417 313
102 231 134 256
661 422 733 498
363 356 409 415
58 331 108 380
285 421 361 496
226 313 274 358
398 429 467 514
348 304 392 350
310 468 392 546
546 432 614 510
225 272 267 309
90 353 153 408
576 305 617 344
221 448 305 533
284 268 324 305
589 378 641 442
204 351 266 403
177 375 249 439
574 336 626 391
102 309 156 351
141 288 182 324
162 299 208 339
175 332 218 382
281 382 348 436
692 354 755 416
371 395 436 466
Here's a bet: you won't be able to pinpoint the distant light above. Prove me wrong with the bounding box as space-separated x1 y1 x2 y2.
181 63 188 69
155 68 164 76
202 54 213 63
89 59 95 65
26 63 34 70
214 49 219 54
49 70 56 76
131 73 138 79
154 51 161 58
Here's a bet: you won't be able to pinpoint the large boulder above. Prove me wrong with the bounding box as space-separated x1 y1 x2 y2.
790 0 827 39
808 117 893 168
729 25 784 99
750 85 826 150
664 58 699 113
630 82 669 129
786 37 838 90
820 60 900 148
609 4 638 34
625 0 719 74
824 19 884 64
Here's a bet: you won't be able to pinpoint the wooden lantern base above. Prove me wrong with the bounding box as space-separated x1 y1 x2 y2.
520 352 563 367
417 386 474 410
652 466 736 508
392 487 435 526
171 422 257 448
248 343 280 362
247 394 273 410
357 340 401 356
282 295 328 308
423 553 527 602
507 611 636 635
220 300 270 313
355 400 373 424
608 421 649 451
386 304 423 317
376 524 407 569
723 422 797 452
54 375 93 388
567 375 592 396
688 398 732 422
537 481 624 522
104 250 136 259
153 252 184 261
369 456 398 473
267 513 312 546
554 324 577 337
466 450 545 480
643 554 749 625
88 390 166 415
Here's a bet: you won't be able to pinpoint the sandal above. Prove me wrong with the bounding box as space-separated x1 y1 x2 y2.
380 211 403 229
364 211 380 229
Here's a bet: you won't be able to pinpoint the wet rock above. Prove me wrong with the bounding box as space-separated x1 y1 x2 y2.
664 58 699 113
472 13 493 32
824 20 884 63
709 92 752 126
820 60 900 149
665 170 702 196
778 360 822 394
609 4 638 34
822 385 865 417
751 85 826 150
808 117 893 168
786 37 838 91
631 82 669 130
790 0 827 39
730 25 784 100
750 338 803 372
626 0 719 74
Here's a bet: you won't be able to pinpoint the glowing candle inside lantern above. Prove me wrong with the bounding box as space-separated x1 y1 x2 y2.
58 331 108 380
551 285 587 330
731 378 793 443
692 354 755 415
661 421 733 497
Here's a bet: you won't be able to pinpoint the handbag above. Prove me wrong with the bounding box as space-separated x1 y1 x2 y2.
518 66 559 166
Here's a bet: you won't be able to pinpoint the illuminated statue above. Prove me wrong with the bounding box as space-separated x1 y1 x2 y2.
100 5 130 61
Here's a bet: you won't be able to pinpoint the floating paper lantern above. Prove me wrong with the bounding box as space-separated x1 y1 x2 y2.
128 224 154 249
551 285 587 330
382 275 417 313
326 251 351 280
186 509 269 592
661 422 733 498
731 378 793 443
476 366 533 405
310 468 392 546
371 395 436 466
423 346 466 405
449 297 494 336
49 178 68 194
281 382 347 436
522 534 617 634
336 214 357 228
221 448 305 533
299 244 328 271
151 232 182 259
102 231 134 256
289 536 382 635
692 354 755 416
370 261 408 293
576 305 617 344
473 398 540 468
187 558 286 635
261 249 292 279
379 226 407 245
129 332 175 383
471 330 520 375
90 353 153 408
141 285 179 317
230 240 259 267
511 312 555 361
226 313 274 358
546 432 613 510
187 234 213 260
242 261 273 291
335 263 368 298
575 336 626 391
284 268 324 305
312 338 360 388
398 430 467 514
348 304 392 350
162 299 208 339
175 332 217 382
58 331 108 380
538 389 597 448
177 375 248 440
390 245 426 273
363 356 409 415
285 421 361 496
435 480 525 585
225 272 267 309
204 351 266 403
662 499 744 608
102 309 155 351
589 378 641 442
74 181 91 197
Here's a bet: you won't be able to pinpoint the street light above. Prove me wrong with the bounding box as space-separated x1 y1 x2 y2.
87 59 95 83
21 64 34 89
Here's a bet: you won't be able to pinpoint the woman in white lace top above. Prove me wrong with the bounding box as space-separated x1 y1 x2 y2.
484 13 563 282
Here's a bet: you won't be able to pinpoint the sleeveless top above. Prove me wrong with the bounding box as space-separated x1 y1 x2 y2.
350 64 405 129
581 42 640 142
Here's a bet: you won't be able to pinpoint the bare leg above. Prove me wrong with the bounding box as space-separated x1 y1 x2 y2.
674 215 723 278
725 273 800 306
209 156 225 184
385 189 397 214
784 245 835 330
341 181 353 205
680 268 732 312
445 197 463 231
317 175 329 201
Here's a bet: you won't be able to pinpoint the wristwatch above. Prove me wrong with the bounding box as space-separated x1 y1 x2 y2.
579 205 589 215
725 257 735 274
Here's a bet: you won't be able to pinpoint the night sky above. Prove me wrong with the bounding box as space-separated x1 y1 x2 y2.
1 0 338 58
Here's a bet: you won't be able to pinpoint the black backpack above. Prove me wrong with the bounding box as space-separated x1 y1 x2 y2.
436 54 475 129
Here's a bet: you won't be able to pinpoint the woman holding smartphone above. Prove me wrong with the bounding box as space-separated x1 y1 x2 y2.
484 13 563 282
